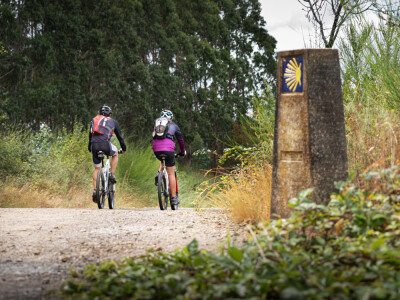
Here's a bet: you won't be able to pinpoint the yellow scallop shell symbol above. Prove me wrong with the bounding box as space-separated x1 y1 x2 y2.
284 58 302 92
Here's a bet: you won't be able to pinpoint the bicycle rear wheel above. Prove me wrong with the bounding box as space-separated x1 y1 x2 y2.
157 172 168 210
108 182 115 209
96 170 106 209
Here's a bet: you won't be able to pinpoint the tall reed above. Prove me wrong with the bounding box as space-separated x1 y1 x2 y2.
340 19 400 182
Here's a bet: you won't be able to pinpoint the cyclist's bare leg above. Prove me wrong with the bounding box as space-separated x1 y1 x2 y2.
158 162 163 172
92 166 101 189
110 153 118 173
166 166 176 198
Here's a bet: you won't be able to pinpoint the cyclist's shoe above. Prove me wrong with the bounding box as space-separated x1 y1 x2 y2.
109 173 117 184
170 196 180 205
154 171 160 186
92 190 97 203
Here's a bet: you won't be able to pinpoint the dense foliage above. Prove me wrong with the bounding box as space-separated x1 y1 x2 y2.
0 0 276 153
60 166 400 299
0 123 90 192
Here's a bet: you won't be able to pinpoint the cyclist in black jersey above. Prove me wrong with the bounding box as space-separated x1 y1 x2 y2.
88 105 126 202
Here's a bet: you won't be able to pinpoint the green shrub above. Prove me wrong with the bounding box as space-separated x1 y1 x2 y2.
0 126 32 180
60 166 400 299
191 147 215 169
27 123 92 193
0 123 91 192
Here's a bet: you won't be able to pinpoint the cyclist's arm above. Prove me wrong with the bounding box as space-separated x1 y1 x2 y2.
174 126 185 155
88 121 93 152
113 120 127 152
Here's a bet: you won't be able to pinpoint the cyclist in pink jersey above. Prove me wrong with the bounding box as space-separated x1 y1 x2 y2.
152 109 185 205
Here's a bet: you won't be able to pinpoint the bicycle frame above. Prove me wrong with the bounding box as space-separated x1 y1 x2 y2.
101 155 116 195
161 158 169 197
101 157 110 194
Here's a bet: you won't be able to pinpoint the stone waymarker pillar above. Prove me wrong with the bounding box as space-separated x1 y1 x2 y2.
271 49 348 218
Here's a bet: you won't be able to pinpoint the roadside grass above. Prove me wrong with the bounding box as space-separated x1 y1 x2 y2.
340 19 400 182
345 102 400 183
0 183 93 208
116 142 159 207
175 165 207 207
197 161 272 223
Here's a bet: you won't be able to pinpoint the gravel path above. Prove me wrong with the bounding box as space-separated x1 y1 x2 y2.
0 208 247 300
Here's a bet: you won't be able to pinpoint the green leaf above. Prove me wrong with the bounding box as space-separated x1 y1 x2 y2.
281 287 304 300
186 239 199 256
371 238 385 250
193 256 204 267
298 188 314 200
228 247 243 262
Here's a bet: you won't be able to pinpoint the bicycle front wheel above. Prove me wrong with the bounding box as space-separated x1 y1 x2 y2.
157 172 168 210
108 182 115 209
96 170 106 209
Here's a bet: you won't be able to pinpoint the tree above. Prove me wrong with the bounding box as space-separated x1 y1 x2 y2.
370 0 400 27
0 0 277 156
298 0 371 48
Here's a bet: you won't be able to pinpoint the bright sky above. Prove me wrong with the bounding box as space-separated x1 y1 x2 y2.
260 0 314 52
260 0 381 52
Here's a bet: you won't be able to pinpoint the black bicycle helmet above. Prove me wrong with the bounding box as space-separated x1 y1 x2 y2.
99 105 112 116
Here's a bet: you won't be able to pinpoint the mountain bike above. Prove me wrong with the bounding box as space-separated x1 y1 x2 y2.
157 153 184 211
95 149 123 209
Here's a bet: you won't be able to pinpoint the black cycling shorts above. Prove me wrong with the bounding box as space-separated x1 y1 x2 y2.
91 141 117 167
154 151 175 167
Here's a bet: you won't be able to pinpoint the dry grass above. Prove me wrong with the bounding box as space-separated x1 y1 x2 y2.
0 182 147 209
0 184 91 208
345 104 400 183
209 162 272 224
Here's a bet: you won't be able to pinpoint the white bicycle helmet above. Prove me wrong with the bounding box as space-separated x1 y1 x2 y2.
160 109 173 120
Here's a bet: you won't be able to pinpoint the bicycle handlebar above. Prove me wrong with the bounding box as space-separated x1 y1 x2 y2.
118 149 125 154
175 152 185 158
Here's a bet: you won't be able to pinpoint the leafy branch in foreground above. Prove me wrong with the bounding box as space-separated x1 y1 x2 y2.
59 166 400 299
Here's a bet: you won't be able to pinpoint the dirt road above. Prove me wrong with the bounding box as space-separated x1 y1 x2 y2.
0 208 247 300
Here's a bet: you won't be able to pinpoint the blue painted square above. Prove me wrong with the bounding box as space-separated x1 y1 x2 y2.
282 57 304 93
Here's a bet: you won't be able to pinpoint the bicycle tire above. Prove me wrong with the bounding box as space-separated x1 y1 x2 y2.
108 182 115 209
157 172 168 210
96 170 106 209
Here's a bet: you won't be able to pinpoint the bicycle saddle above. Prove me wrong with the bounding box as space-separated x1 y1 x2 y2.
158 154 168 159
96 151 105 158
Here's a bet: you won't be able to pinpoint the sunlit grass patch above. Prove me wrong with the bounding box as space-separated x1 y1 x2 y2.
199 161 272 224
0 182 93 208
